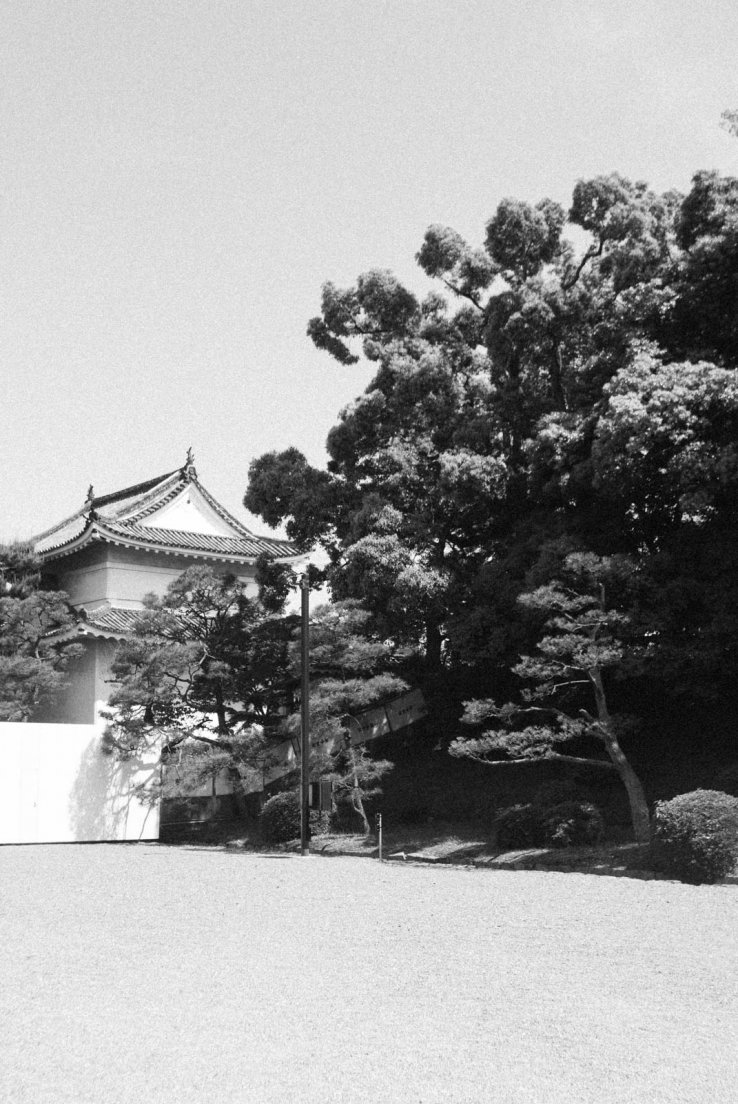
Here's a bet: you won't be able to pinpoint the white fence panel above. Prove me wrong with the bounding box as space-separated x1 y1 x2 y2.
0 723 160 844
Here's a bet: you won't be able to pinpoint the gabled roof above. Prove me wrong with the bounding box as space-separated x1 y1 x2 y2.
33 454 301 565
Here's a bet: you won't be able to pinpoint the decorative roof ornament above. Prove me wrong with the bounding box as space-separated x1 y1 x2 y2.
85 484 97 520
183 447 197 481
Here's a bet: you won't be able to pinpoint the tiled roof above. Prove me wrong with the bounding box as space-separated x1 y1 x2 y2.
32 462 300 562
83 607 143 634
34 513 89 554
47 605 143 642
99 522 298 558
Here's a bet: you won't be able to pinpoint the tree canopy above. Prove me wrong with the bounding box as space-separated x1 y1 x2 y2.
102 566 296 804
0 544 81 722
245 166 738 711
282 600 405 834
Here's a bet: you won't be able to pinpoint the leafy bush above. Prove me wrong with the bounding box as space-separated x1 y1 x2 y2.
651 789 738 884
496 800 606 850
496 804 546 849
543 801 605 848
259 792 301 843
310 810 333 836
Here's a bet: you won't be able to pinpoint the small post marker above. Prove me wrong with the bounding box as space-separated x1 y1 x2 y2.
376 812 383 862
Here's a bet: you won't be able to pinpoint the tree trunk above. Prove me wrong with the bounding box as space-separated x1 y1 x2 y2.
589 667 650 844
425 619 443 671
210 772 218 821
549 343 568 411
349 747 371 835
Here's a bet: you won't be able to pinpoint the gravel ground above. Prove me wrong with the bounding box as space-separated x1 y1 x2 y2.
1 844 736 1104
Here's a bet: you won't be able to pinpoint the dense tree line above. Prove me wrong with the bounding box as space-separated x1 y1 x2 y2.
245 162 738 835
5 148 737 837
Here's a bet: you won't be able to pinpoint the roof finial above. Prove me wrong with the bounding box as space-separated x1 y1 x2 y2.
86 484 95 502
183 447 197 481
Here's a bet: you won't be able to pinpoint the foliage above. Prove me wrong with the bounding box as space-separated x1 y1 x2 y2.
103 566 296 804
244 142 738 819
451 552 651 843
0 543 81 721
543 801 605 848
651 790 738 885
496 804 546 849
290 600 404 834
259 791 301 844
246 165 738 694
495 799 605 850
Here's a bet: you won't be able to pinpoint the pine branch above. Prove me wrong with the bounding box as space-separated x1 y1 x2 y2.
459 751 616 770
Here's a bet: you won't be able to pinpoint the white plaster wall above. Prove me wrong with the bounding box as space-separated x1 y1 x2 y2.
59 559 110 608
56 546 259 611
91 547 257 609
0 723 160 844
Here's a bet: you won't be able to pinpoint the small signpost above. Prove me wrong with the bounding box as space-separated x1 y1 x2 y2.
376 812 383 862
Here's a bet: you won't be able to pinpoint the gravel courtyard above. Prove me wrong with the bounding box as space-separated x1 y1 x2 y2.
1 845 736 1104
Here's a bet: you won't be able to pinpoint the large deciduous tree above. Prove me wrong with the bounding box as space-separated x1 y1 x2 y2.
246 174 682 672
0 544 81 722
246 154 738 753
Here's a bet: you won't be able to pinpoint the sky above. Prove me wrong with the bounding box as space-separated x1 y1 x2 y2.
2 0 738 542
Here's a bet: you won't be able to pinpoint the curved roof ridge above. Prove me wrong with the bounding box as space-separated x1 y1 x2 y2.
31 468 179 542
96 469 180 516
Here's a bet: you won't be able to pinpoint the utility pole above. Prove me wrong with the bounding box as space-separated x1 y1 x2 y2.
300 572 310 855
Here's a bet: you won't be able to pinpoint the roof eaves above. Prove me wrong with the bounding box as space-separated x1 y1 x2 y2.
35 518 96 559
91 521 279 562
31 507 87 544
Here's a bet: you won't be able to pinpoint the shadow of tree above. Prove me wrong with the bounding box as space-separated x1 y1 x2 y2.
68 736 159 841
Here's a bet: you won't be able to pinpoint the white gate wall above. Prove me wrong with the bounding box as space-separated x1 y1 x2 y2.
0 723 160 844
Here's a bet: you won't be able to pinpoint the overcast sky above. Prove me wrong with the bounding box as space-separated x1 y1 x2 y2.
2 0 738 541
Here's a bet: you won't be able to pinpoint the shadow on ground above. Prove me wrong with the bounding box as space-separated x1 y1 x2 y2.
159 820 738 883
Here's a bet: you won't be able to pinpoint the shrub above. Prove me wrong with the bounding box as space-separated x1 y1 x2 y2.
543 801 605 848
310 809 333 836
496 804 546 849
651 789 738 885
496 800 606 850
259 791 301 844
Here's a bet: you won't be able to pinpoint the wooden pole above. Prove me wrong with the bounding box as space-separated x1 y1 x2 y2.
300 573 310 855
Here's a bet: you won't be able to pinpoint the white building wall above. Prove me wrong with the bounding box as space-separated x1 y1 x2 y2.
0 723 160 844
57 546 259 613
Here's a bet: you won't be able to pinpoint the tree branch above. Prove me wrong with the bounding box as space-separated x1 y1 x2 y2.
562 237 604 290
462 752 616 770
439 276 484 312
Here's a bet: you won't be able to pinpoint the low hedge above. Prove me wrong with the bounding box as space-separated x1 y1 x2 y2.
651 789 738 885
